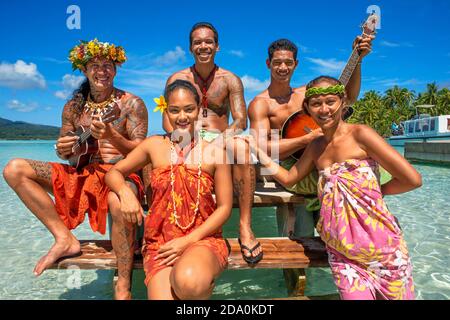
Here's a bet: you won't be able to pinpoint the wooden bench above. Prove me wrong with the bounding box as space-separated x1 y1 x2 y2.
50 237 328 270
49 182 332 298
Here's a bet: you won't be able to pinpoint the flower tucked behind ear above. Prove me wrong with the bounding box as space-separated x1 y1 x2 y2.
153 95 167 113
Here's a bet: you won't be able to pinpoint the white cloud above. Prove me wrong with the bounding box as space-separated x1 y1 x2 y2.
0 60 46 89
41 57 69 65
118 68 172 96
7 99 38 112
241 75 269 92
306 58 346 75
116 47 186 96
54 90 70 99
380 41 414 48
297 44 315 54
229 50 245 58
116 47 189 96
54 74 85 99
153 46 186 66
367 77 425 87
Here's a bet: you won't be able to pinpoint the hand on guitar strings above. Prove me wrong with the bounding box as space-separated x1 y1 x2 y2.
91 114 114 140
306 128 324 143
352 35 375 60
55 135 79 158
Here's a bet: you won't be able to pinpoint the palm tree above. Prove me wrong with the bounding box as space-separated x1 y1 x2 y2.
418 83 439 115
352 83 448 137
436 87 450 115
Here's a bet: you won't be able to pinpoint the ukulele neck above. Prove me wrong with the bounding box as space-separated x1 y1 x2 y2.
339 31 372 86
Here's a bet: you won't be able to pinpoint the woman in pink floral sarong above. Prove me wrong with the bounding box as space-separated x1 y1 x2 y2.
247 76 422 300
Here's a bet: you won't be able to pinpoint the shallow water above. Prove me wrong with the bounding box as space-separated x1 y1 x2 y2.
0 141 448 299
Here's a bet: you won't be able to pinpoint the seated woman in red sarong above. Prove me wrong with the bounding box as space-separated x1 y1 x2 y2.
105 79 233 300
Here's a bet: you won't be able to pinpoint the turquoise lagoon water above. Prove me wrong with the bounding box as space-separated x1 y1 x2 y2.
0 141 449 300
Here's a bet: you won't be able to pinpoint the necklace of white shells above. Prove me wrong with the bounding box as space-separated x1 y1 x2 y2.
169 137 203 231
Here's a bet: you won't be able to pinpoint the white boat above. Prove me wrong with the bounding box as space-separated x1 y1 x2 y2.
388 106 450 147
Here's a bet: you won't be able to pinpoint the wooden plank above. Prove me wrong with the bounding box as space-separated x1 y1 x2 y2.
232 182 305 207
49 237 329 271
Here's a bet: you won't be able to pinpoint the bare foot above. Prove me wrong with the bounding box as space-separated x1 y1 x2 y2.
239 228 263 259
114 279 132 300
33 237 81 276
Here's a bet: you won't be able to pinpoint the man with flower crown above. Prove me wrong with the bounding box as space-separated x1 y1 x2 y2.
3 39 148 300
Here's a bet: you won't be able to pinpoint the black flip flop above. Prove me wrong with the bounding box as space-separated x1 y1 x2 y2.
238 238 263 264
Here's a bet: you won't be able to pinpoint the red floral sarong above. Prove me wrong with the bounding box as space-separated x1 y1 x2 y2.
51 162 144 235
142 165 229 286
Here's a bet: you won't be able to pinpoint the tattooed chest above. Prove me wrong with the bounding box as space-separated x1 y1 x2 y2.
206 100 230 117
72 111 128 136
203 83 230 117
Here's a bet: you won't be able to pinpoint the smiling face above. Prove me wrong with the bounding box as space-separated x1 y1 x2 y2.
166 88 200 136
305 82 345 130
190 27 219 64
82 57 116 91
267 50 298 83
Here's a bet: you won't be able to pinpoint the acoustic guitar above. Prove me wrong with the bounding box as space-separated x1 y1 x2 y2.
281 13 379 160
68 103 125 169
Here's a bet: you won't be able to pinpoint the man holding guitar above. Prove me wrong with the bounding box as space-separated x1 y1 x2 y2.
3 39 148 300
248 18 376 236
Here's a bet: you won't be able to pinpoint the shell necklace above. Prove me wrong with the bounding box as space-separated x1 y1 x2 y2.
84 91 116 115
169 136 203 231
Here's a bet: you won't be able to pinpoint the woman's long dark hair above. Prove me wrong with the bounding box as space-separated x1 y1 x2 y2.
70 78 90 114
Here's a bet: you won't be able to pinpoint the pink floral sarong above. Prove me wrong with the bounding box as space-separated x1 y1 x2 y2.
317 158 415 300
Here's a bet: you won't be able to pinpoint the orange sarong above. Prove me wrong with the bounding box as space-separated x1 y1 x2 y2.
142 165 229 286
51 162 144 235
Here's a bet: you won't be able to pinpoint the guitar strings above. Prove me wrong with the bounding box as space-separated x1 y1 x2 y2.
71 114 128 152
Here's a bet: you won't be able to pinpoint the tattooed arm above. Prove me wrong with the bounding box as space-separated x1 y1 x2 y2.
55 101 78 160
226 73 247 133
95 96 148 155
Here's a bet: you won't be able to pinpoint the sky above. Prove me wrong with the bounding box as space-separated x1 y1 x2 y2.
0 0 449 133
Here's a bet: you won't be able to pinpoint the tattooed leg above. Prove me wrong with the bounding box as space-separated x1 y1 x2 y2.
229 138 261 259
232 164 261 259
2 158 80 276
108 181 138 300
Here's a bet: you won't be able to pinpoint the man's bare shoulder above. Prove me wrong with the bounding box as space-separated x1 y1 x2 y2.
220 68 243 87
293 86 306 94
117 89 144 103
168 68 193 82
217 66 234 77
62 98 79 112
61 99 81 122
248 93 271 117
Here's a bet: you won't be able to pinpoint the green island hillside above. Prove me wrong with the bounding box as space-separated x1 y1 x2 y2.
0 117 60 140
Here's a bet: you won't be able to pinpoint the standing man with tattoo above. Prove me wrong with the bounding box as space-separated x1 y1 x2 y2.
3 39 148 300
248 37 374 236
162 22 262 263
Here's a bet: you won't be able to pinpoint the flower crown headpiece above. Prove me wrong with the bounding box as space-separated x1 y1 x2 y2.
68 39 127 71
305 84 345 98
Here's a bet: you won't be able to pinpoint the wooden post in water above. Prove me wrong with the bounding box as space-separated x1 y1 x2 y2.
276 203 307 296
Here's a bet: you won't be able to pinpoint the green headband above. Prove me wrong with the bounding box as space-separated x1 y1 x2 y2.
305 84 345 98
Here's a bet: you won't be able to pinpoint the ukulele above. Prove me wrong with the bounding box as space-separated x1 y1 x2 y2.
281 13 379 160
68 102 125 169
